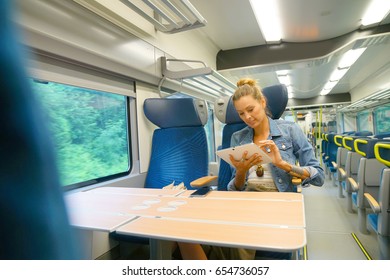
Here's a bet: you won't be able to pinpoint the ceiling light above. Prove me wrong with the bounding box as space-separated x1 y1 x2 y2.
361 0 390 27
249 0 282 43
320 89 331 96
329 68 348 81
277 74 291 85
324 81 338 90
338 48 367 68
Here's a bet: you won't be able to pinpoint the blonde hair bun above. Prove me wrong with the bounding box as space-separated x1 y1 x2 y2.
236 78 257 87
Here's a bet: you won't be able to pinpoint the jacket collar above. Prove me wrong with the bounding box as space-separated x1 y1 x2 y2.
240 116 283 144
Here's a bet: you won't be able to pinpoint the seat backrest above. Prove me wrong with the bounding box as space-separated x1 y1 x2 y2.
355 139 390 207
373 143 390 236
335 135 348 181
373 132 390 139
327 121 337 133
354 130 373 137
143 98 209 190
326 133 338 165
214 84 288 190
0 0 80 259
344 137 363 181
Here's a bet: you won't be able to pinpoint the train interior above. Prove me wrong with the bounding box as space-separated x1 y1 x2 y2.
2 0 390 261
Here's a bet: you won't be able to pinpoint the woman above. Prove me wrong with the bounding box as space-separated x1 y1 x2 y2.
178 78 324 260
227 78 324 192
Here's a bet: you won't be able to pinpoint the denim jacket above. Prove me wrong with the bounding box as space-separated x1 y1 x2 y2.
227 117 324 192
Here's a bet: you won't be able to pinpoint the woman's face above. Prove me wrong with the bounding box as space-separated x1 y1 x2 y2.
234 95 266 129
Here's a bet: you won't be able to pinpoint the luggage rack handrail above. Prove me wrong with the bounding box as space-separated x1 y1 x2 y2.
160 57 236 97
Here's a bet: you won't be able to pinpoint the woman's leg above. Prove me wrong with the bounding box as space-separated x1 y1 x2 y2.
177 242 207 260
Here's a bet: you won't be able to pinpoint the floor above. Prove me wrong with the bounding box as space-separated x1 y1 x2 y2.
302 177 380 260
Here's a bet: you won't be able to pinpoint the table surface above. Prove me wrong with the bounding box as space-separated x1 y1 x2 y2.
65 187 306 252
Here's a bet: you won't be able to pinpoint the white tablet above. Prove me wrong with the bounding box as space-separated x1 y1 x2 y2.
216 143 272 166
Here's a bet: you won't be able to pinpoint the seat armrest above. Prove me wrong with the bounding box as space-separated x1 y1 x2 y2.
338 168 346 180
190 175 218 187
292 178 302 185
348 177 359 192
331 161 337 169
364 193 381 213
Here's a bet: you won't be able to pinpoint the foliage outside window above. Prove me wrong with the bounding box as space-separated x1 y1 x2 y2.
374 105 390 134
357 110 370 132
31 79 130 188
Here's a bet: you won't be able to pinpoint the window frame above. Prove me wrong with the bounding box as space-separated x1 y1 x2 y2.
27 53 136 191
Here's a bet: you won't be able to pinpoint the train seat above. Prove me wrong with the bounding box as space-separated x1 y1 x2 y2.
343 136 364 213
321 133 329 175
327 120 337 133
354 131 373 137
373 132 390 139
350 138 390 234
110 97 212 257
324 133 338 185
143 97 211 190
335 134 348 198
365 142 390 259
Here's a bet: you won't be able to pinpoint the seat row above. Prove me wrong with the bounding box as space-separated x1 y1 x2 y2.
321 132 390 259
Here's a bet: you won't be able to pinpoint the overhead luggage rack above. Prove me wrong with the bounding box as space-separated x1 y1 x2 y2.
339 88 390 113
120 0 207 33
160 57 236 97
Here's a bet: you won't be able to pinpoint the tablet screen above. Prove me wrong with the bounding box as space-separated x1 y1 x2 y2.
216 143 272 166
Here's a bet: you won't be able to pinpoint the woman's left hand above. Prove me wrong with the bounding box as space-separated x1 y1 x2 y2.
257 140 283 166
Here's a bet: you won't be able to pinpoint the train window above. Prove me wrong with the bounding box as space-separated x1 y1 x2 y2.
356 109 370 132
373 105 390 134
205 107 216 162
30 79 130 189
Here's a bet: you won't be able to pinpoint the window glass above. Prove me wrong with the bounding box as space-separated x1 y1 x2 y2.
373 105 390 134
31 79 130 188
357 110 370 132
205 107 216 162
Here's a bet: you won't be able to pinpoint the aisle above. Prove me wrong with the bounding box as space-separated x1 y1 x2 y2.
302 179 379 260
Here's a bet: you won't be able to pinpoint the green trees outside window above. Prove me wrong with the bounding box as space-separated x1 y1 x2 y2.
31 79 130 187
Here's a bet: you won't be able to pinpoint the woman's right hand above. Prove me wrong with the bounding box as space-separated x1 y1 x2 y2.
229 151 262 174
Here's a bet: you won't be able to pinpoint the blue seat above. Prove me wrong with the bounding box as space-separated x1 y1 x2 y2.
334 134 348 198
143 98 210 190
327 120 337 133
373 132 390 139
354 131 373 137
324 133 338 185
351 138 390 234
214 84 289 191
0 0 80 259
342 136 364 213
365 142 390 259
321 133 328 172
111 98 210 256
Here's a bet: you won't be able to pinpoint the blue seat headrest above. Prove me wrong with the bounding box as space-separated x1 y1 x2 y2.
354 131 373 137
144 98 208 128
355 139 390 158
373 132 390 139
215 84 288 124
327 133 337 143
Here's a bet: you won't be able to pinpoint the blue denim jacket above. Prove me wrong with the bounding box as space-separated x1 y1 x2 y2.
227 117 324 192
